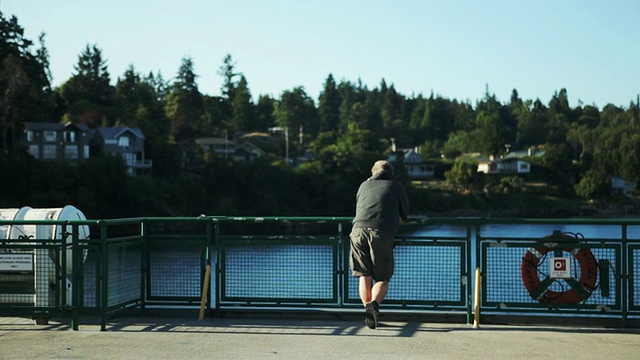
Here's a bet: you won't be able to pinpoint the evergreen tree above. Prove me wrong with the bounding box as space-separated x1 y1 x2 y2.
230 75 256 132
255 94 276 132
58 44 116 126
318 74 341 133
275 87 318 156
218 54 239 100
115 66 171 163
164 57 204 141
0 12 52 152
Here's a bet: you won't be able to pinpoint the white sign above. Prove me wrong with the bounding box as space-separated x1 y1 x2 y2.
0 254 34 272
549 256 571 279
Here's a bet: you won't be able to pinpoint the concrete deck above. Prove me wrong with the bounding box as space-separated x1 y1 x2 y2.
1 316 639 359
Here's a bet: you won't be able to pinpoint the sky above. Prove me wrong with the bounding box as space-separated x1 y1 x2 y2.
2 0 639 108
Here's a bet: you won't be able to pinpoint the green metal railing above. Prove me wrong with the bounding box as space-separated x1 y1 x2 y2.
0 216 638 330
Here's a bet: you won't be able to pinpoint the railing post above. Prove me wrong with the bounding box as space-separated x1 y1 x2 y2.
212 218 221 316
71 222 80 331
621 224 628 327
100 221 108 331
140 219 146 316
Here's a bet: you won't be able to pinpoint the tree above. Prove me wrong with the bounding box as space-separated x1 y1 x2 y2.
0 12 52 152
318 74 341 133
545 89 572 144
274 87 318 155
515 100 547 148
218 54 239 100
575 169 610 200
421 96 455 141
474 92 517 155
255 94 276 131
445 159 480 191
58 44 116 126
115 66 171 167
164 57 204 141
380 82 403 136
230 75 256 132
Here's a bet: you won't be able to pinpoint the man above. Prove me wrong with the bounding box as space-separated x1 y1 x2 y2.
350 160 409 329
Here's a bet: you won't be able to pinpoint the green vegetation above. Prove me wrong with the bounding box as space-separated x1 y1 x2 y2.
1 12 638 219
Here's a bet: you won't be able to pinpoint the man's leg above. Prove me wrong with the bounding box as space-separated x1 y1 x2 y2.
371 280 389 304
358 276 373 306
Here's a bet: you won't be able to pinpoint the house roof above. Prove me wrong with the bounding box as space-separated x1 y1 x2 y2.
24 122 90 132
97 126 145 139
477 157 529 165
388 148 425 164
195 137 235 146
237 141 266 156
504 148 546 159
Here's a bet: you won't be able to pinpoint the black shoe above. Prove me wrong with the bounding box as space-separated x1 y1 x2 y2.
365 301 379 329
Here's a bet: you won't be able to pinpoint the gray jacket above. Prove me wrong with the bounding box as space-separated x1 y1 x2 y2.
352 170 409 235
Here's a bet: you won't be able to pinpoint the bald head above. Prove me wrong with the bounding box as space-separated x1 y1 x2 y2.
371 160 394 176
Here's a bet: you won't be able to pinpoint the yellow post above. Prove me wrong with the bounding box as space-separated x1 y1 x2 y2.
472 267 481 328
199 265 212 321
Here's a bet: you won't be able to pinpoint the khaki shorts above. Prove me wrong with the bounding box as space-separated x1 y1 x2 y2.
349 227 394 281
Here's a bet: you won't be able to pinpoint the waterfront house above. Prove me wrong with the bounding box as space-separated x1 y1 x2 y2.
195 137 265 162
23 122 91 164
92 126 152 175
388 147 435 180
477 156 530 174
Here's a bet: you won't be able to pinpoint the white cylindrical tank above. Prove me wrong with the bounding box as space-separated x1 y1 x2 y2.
0 205 90 307
21 205 90 273
0 206 32 239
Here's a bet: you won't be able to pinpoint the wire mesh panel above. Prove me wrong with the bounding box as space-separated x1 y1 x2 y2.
106 242 143 307
220 238 337 304
146 237 205 300
0 249 37 305
345 241 467 308
81 248 99 307
631 245 640 311
482 240 621 311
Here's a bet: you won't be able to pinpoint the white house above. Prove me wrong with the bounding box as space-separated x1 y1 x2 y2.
477 156 530 174
388 147 435 180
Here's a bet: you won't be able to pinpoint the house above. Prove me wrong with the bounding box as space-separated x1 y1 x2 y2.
388 147 435 180
230 141 266 162
611 176 636 197
195 137 236 157
195 137 265 162
504 147 546 159
93 126 152 175
477 156 530 174
23 122 91 164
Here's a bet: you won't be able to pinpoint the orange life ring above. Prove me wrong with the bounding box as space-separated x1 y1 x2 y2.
520 233 598 304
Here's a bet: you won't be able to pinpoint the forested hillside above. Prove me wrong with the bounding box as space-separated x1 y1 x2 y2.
1 12 638 219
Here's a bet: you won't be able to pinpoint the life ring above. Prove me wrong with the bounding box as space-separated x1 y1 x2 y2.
520 232 598 304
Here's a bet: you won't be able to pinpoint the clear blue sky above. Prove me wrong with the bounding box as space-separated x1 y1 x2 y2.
3 0 639 108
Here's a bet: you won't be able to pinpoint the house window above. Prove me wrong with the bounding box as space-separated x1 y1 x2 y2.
43 131 57 142
27 130 34 142
28 145 39 158
42 145 57 159
64 131 76 142
122 153 135 166
83 145 89 159
118 136 130 148
64 145 78 159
